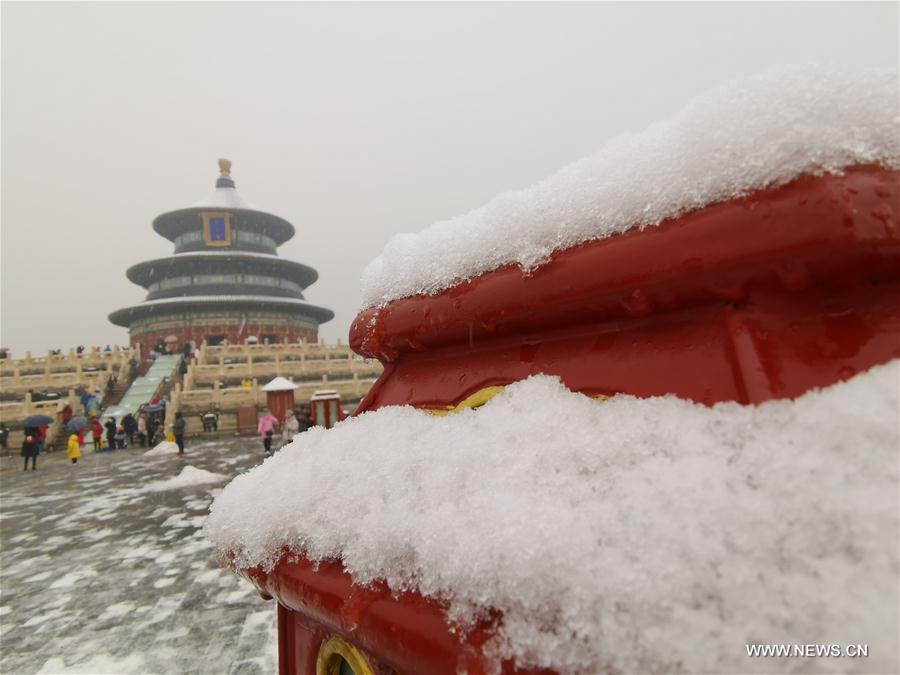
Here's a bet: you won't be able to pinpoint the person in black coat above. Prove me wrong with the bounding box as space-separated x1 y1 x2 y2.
296 408 311 433
173 412 186 455
21 433 39 470
122 413 137 447
104 417 117 450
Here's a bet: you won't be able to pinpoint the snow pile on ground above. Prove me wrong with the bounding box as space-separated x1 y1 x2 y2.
360 65 899 308
146 466 227 492
144 441 179 457
207 362 899 674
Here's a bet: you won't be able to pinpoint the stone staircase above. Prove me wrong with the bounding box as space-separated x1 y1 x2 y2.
102 355 181 421
102 377 133 409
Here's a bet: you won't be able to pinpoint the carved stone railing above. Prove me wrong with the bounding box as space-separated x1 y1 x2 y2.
0 390 79 424
0 345 139 377
171 374 378 414
0 346 139 397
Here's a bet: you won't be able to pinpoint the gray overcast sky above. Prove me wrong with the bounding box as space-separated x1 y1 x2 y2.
2 1 897 356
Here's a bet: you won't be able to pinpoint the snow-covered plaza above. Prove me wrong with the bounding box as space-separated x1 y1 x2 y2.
0 437 276 674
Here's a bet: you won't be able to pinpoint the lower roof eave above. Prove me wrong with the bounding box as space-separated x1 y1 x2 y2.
108 295 334 328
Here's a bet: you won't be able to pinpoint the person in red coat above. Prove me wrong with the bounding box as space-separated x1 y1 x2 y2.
90 418 103 451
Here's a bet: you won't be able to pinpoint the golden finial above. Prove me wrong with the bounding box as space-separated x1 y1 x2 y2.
218 158 232 179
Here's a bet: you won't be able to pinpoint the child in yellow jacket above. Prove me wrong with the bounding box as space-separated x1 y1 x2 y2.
67 434 82 464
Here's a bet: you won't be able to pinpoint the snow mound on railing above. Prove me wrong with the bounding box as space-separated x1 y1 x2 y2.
360 65 899 309
206 362 899 674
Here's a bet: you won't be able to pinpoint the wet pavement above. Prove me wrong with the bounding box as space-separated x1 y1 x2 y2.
0 435 277 674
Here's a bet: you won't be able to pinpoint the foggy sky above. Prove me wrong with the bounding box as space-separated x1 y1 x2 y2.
2 2 897 356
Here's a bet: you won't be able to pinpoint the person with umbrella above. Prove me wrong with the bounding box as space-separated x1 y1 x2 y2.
66 415 87 448
20 414 53 455
21 433 39 471
67 416 87 434
22 414 54 428
144 404 163 445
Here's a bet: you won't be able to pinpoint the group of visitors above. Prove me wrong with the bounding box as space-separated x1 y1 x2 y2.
148 339 199 364
74 345 123 355
257 407 311 455
80 390 103 416
56 407 159 467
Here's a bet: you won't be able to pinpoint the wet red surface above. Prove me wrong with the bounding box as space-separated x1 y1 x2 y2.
240 165 900 674
351 166 899 411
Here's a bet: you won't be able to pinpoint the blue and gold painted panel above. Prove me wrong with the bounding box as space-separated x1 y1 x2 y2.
201 211 233 247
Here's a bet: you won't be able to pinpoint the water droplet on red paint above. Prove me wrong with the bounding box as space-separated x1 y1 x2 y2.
623 289 652 317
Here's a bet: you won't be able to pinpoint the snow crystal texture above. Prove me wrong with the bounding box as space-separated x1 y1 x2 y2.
360 66 899 308
206 362 900 674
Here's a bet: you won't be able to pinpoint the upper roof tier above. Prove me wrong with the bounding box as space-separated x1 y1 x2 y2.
153 159 296 248
126 251 319 290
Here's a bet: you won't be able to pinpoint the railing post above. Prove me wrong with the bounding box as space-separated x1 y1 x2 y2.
169 383 182 425
24 392 33 415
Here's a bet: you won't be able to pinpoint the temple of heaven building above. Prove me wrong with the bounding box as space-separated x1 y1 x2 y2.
109 159 334 357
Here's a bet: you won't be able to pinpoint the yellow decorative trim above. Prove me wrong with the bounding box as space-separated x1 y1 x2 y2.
316 635 375 675
218 157 232 179
201 211 232 247
427 385 507 416
426 385 609 416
